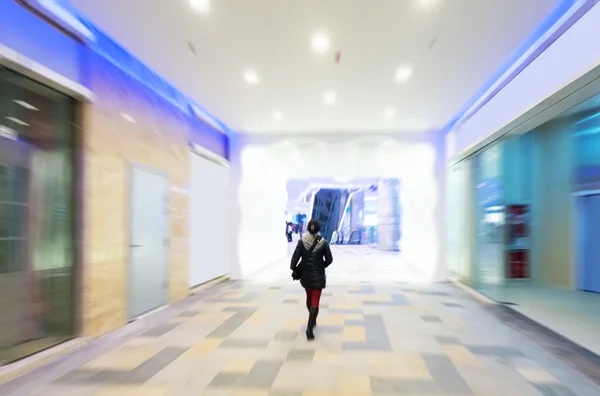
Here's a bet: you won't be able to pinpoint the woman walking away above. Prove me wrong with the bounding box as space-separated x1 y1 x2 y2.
290 220 333 340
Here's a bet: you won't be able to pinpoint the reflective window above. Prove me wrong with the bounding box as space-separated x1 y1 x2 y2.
0 68 76 364
572 98 600 191
473 143 505 292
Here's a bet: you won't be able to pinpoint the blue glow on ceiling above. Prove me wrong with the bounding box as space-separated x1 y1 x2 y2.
441 0 583 136
31 0 586 139
39 0 231 135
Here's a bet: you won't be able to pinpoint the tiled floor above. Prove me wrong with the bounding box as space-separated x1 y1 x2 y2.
478 284 600 356
2 245 600 396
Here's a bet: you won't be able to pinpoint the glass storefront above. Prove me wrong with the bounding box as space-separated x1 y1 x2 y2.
472 144 504 292
0 68 76 364
447 91 600 353
448 90 600 299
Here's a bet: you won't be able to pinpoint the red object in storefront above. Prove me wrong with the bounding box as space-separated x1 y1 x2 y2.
507 249 529 279
505 204 530 279
507 204 528 241
334 51 341 64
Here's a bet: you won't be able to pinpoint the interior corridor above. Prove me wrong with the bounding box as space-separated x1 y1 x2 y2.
1 247 598 396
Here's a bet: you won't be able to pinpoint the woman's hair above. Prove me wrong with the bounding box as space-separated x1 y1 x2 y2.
307 220 321 235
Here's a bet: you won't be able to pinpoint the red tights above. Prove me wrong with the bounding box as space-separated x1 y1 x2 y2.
305 288 322 308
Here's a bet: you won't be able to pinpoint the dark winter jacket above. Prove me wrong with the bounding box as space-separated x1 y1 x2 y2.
290 234 333 289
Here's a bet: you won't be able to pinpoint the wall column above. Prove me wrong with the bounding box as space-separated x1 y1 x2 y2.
350 191 364 239
378 179 401 251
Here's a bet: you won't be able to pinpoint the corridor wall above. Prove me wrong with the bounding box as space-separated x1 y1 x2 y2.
448 1 600 160
189 151 231 287
229 132 446 282
80 53 192 335
0 2 231 339
446 160 474 284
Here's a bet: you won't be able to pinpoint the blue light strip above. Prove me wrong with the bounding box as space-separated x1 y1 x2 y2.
21 0 95 41
24 0 231 136
81 21 231 135
573 126 600 137
574 111 600 125
27 0 590 140
440 0 590 136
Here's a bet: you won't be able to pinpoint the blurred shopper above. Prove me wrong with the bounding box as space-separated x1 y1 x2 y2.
290 220 333 340
298 219 304 239
286 221 293 242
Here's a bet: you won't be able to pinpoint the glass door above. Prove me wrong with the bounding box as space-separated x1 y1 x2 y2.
0 68 76 364
473 143 505 295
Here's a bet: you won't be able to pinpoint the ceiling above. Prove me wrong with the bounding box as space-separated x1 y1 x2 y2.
69 0 560 134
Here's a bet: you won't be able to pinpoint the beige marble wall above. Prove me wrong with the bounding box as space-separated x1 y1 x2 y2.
81 56 190 336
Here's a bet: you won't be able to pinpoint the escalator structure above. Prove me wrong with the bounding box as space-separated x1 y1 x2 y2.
311 189 348 241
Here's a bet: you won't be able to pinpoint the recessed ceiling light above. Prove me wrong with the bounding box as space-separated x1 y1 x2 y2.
121 113 136 123
384 107 396 118
311 31 330 54
273 111 283 121
417 0 438 9
323 90 336 105
243 69 259 85
13 100 39 111
395 66 412 83
189 0 210 13
6 116 29 126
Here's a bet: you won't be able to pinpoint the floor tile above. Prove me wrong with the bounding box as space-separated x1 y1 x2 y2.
534 383 577 396
286 349 315 361
219 339 271 349
208 309 257 338
421 353 471 394
83 346 161 371
2 246 600 396
94 385 169 396
123 347 188 384
342 326 366 343
241 360 284 388
143 324 180 337
208 372 246 387
224 357 259 373
421 315 442 323
435 335 462 346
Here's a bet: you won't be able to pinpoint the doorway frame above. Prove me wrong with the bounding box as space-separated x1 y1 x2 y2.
127 162 170 320
571 189 600 292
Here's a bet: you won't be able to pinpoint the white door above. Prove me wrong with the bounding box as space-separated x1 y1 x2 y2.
129 165 169 319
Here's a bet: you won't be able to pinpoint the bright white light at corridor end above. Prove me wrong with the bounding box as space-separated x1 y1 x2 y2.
323 91 336 105
384 107 396 118
395 66 412 83
243 69 259 85
189 0 210 13
273 111 283 121
311 31 330 54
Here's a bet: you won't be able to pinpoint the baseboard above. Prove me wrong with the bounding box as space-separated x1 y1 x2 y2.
189 274 230 294
0 337 88 385
448 277 497 306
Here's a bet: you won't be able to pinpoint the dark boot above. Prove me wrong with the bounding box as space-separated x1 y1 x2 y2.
306 307 319 341
306 302 317 327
